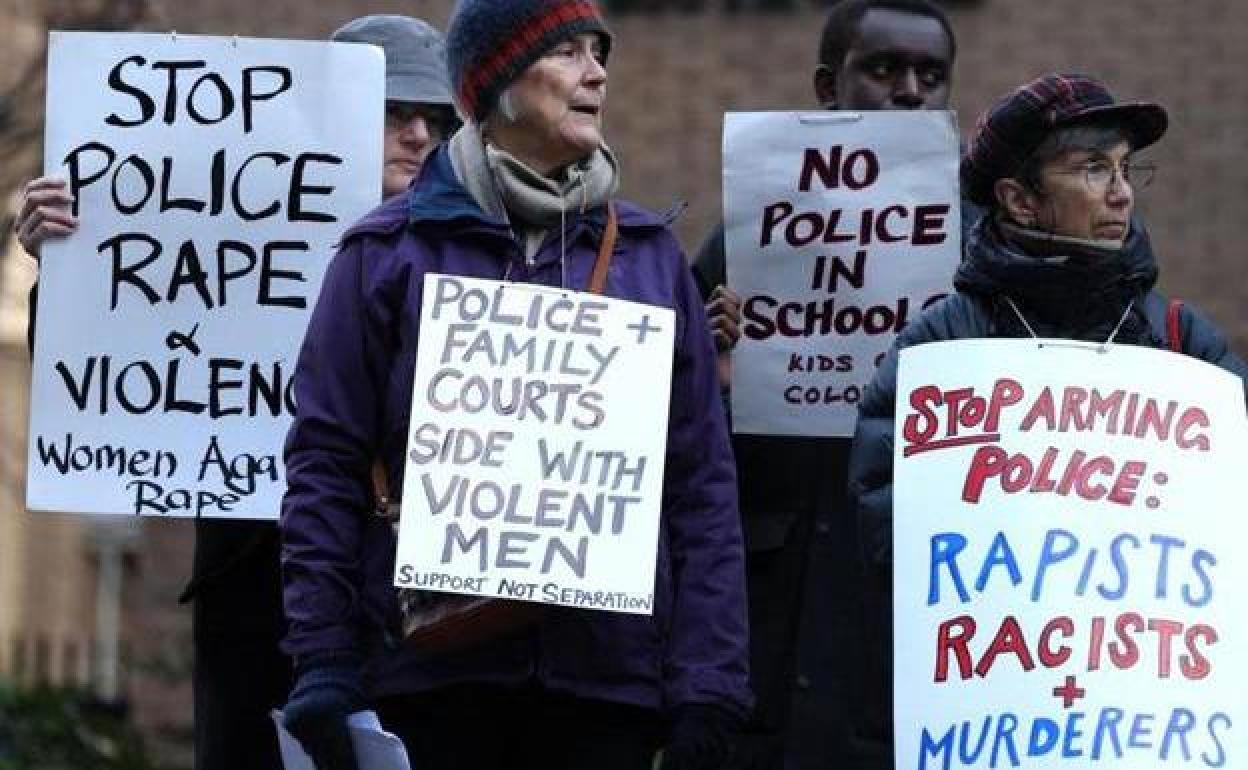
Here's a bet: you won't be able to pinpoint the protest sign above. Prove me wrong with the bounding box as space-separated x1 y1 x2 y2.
393 275 675 614
723 110 960 436
27 31 383 519
893 339 1248 770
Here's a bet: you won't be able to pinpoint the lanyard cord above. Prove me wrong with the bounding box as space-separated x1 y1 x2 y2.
1003 296 1136 353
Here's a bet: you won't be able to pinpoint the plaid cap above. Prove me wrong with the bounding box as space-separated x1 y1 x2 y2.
331 15 453 106
447 0 612 124
961 74 1168 206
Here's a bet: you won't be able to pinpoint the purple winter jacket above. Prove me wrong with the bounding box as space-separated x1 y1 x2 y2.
280 147 751 717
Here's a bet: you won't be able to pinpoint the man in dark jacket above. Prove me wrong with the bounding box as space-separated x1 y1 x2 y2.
17 16 458 770
849 72 1248 768
692 1 957 767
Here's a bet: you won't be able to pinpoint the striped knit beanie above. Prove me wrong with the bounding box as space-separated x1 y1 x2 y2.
961 74 1167 206
447 0 612 124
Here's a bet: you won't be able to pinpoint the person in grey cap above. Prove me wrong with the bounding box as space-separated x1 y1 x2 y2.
13 14 457 770
331 14 460 199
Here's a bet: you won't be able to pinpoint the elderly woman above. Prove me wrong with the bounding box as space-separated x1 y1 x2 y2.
848 72 1247 760
278 2 750 769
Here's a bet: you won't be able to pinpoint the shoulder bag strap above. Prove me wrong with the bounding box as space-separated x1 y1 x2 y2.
1166 298 1185 353
588 201 617 296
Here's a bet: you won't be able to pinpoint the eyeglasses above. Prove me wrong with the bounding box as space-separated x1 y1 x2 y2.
1053 159 1157 191
385 102 458 141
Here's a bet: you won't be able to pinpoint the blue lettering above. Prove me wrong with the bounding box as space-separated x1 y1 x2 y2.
1061 712 1086 758
959 716 992 764
1098 533 1138 600
976 532 1022 594
1075 547 1098 596
1202 713 1230 768
1151 534 1185 599
1161 707 1195 761
1032 529 1079 602
990 713 1020 768
1027 717 1060 756
919 723 955 770
1184 549 1215 608
1091 707 1125 759
929 533 970 605
1128 713 1155 750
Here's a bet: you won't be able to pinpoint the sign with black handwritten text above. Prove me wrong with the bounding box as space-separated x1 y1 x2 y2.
393 275 675 614
723 111 960 437
893 340 1248 770
26 31 383 518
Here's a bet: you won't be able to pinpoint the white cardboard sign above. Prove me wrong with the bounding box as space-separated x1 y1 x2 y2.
394 274 675 614
27 31 383 519
894 339 1248 769
724 110 960 437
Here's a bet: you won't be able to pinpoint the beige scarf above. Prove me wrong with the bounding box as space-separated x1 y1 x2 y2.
448 122 620 257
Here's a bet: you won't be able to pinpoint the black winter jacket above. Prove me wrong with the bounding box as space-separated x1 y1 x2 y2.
850 215 1248 574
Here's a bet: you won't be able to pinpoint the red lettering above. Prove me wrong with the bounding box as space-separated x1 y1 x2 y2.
1087 615 1106 671
935 615 976 682
985 378 1024 432
1149 618 1183 679
1039 616 1074 667
1020 387 1057 432
975 616 1035 677
1074 454 1116 501
1108 612 1143 669
1107 461 1146 505
962 446 1006 503
1181 624 1217 680
1175 408 1211 451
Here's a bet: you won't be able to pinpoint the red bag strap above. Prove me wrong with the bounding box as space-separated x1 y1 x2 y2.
1166 298 1184 353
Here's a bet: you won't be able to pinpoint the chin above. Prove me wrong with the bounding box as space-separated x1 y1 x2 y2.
383 174 415 199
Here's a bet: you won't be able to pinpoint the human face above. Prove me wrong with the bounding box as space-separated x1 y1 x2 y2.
1031 140 1137 243
382 102 451 198
488 33 608 175
820 8 952 110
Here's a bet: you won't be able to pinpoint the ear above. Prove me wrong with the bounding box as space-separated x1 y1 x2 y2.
813 65 838 108
994 178 1041 228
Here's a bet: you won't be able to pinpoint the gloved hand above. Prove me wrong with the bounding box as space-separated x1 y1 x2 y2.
660 703 743 770
282 652 365 770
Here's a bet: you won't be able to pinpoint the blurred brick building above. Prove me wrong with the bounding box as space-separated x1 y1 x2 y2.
0 0 1244 763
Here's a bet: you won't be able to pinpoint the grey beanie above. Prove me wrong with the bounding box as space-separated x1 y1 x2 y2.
331 15 453 106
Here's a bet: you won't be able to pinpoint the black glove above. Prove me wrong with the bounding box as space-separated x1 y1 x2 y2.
282 652 365 770
660 703 743 770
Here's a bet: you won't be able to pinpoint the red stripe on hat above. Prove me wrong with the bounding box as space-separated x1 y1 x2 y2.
461 2 602 111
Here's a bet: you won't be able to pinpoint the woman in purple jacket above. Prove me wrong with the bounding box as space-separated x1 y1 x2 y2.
278 2 751 769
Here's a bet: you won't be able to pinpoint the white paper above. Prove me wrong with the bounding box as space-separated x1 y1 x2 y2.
893 339 1248 769
723 110 961 437
272 709 410 770
393 274 675 614
27 31 384 518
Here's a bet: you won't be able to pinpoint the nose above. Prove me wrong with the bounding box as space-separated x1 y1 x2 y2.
584 52 608 87
1106 167 1133 206
398 115 432 146
892 69 923 109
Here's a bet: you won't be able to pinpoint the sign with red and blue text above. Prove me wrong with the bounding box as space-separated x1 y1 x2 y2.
894 339 1248 770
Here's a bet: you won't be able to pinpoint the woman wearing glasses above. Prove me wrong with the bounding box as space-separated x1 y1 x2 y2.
279 2 750 769
847 74 1247 759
